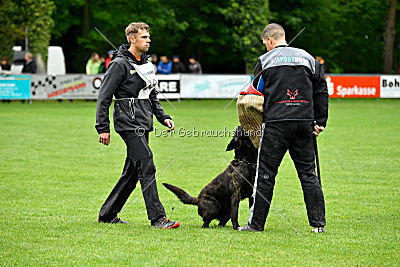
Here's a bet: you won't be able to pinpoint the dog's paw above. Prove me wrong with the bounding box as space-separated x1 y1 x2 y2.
233 224 240 230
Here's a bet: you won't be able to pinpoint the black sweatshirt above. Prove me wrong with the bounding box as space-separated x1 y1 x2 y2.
95 44 171 134
254 45 329 127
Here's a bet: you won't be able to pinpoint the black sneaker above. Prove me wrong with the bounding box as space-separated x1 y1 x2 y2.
312 226 325 233
151 217 180 229
238 224 261 232
97 217 129 224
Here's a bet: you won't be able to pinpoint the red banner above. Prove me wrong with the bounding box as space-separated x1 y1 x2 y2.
325 75 380 98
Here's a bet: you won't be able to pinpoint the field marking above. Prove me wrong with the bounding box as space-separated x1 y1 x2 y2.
96 158 176 238
223 27 306 110
224 158 304 237
95 27 177 110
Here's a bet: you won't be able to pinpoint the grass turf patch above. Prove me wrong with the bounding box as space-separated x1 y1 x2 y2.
0 99 399 265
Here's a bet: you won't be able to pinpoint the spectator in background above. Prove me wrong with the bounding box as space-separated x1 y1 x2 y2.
22 52 37 73
157 55 172 74
315 56 326 73
148 54 157 73
99 54 107 73
188 56 202 74
105 50 114 69
171 55 185 73
1 57 11 102
86 52 100 74
1 57 11 71
151 54 158 65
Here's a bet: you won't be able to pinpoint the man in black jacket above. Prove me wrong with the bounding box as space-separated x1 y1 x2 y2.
239 23 329 233
188 57 202 74
22 52 37 73
95 22 180 229
171 55 185 73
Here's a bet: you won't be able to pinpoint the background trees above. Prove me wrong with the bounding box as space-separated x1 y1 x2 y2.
50 0 267 73
269 0 390 73
384 0 398 73
0 0 54 61
1 0 399 74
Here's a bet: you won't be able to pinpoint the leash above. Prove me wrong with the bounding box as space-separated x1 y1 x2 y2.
313 121 321 186
233 159 257 168
225 158 304 237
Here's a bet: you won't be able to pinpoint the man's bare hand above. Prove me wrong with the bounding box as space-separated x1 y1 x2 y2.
313 125 324 136
164 119 175 132
99 132 110 145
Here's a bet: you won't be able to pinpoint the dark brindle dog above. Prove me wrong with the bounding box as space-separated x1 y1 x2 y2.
163 126 258 229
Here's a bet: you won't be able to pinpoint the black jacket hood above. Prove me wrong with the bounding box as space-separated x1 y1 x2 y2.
95 43 170 134
111 44 149 65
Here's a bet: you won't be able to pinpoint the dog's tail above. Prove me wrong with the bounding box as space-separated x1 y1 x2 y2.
162 183 198 206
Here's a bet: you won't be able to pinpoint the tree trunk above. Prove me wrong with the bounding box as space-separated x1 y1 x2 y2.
183 35 189 70
83 0 89 37
383 0 397 74
83 0 90 69
244 58 252 74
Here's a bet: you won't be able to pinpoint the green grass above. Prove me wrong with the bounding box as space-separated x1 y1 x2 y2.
0 99 399 265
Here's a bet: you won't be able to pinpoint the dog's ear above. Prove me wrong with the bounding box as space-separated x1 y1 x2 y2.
227 126 244 151
226 136 239 151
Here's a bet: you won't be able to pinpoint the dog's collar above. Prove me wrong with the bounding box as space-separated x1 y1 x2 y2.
232 159 257 168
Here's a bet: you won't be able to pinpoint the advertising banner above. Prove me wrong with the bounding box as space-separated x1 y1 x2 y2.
380 75 400 98
4 74 400 100
156 74 181 99
30 75 102 99
325 75 380 98
31 74 181 99
180 74 251 98
0 75 31 99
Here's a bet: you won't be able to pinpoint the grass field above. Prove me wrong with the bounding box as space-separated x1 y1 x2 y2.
0 99 399 265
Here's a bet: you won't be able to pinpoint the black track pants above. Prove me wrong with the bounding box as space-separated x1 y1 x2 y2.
248 121 326 230
98 132 166 222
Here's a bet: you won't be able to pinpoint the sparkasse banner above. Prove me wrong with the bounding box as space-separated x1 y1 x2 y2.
325 75 380 98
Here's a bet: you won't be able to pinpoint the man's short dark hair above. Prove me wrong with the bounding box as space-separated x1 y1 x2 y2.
261 23 285 41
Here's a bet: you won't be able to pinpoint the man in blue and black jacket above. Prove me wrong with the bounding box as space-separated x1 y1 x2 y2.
239 23 329 233
157 56 172 74
95 22 180 229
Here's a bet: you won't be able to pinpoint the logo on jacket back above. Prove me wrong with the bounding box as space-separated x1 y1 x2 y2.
287 89 298 99
275 88 308 105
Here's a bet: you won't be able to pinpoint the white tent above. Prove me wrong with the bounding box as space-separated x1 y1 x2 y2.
47 46 65 75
